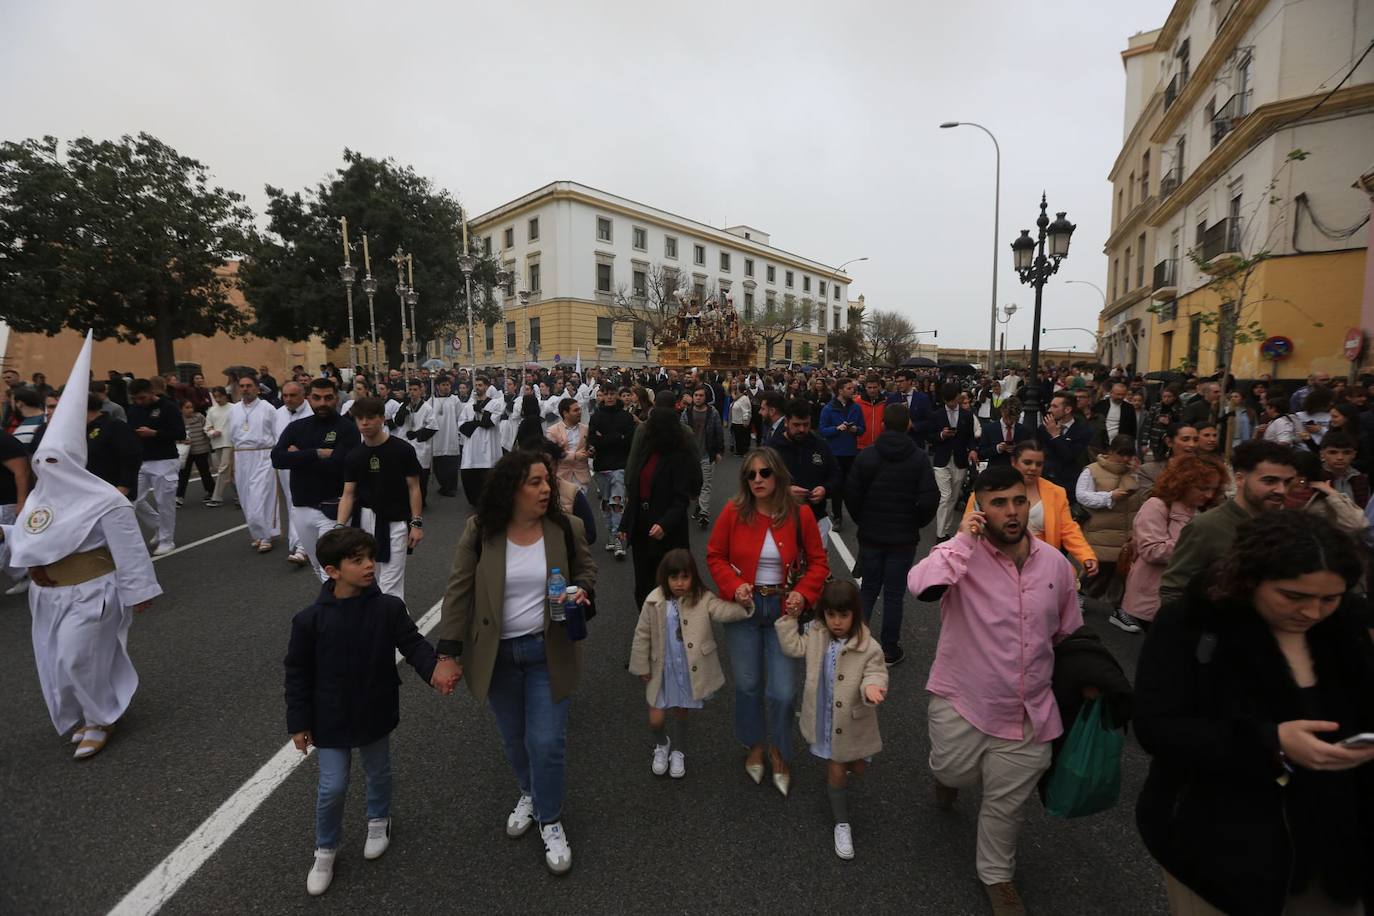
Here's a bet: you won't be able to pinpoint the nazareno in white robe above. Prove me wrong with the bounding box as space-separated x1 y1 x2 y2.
4 503 162 733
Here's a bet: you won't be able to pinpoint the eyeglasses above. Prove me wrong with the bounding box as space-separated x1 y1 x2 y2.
746 467 774 481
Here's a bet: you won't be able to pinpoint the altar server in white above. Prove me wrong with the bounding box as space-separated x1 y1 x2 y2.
228 375 282 552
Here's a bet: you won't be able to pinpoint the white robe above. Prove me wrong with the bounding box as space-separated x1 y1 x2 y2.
458 396 505 470
396 398 438 469
8 505 161 734
228 398 281 542
431 395 464 458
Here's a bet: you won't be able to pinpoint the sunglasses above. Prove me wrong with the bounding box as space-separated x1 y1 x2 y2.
746 467 774 481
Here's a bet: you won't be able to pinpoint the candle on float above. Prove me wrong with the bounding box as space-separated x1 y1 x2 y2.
407 253 414 287
461 209 468 252
341 216 350 265
362 233 371 273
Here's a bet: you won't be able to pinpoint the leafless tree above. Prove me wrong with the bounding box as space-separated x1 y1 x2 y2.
862 309 918 366
605 263 686 359
750 294 813 363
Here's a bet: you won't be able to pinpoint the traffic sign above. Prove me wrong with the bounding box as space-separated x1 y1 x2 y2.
451 335 463 352
1344 328 1364 362
1259 335 1293 361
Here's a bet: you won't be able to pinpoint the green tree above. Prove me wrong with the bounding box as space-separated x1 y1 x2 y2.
825 304 866 365
239 150 501 368
0 133 256 373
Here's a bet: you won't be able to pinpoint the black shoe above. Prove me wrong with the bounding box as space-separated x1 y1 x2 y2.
883 646 905 667
698 513 710 529
832 518 843 532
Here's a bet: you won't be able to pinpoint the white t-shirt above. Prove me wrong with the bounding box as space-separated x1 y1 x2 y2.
755 530 784 586
502 536 547 639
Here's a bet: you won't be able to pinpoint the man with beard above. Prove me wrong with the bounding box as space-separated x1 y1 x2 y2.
272 378 361 582
772 398 840 541
275 382 313 566
906 464 1082 915
456 375 504 508
1158 440 1297 604
228 375 282 553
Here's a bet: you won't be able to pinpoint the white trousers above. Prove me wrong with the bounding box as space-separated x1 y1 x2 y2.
292 505 338 582
210 447 235 502
30 573 138 734
233 449 280 542
933 464 967 539
134 458 180 548
697 457 714 515
360 509 408 601
277 470 301 552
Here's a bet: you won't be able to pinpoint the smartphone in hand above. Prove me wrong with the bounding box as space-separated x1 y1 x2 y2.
1339 732 1374 748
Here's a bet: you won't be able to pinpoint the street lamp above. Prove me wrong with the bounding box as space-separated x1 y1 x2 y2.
1064 280 1108 362
994 302 1018 376
458 252 478 374
1011 194 1076 424
940 121 1000 377
835 257 868 273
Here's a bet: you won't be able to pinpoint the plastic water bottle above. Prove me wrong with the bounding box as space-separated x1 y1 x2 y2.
548 568 567 622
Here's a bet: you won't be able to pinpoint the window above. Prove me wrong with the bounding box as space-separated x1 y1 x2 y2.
1112 258 1119 299
819 280 827 297
744 292 754 321
833 286 840 301
784 339 793 359
818 309 827 332
802 276 811 292
633 320 647 350
504 227 514 249
785 270 794 288
632 226 647 250
1195 216 1207 249
597 318 613 347
484 323 494 351
765 290 776 312
1187 314 1202 367
744 258 754 277
529 317 541 347
1236 52 1252 115
596 262 612 293
664 236 678 259
1116 189 1124 226
832 309 841 328
1205 97 1218 147
1141 151 1150 198
505 321 516 349
693 282 705 304
1128 172 1135 209
694 244 705 266
528 262 541 292
596 217 613 242
632 269 647 297
1137 233 1147 288
1175 135 1186 178
483 236 493 255
766 265 776 283
1176 38 1190 86
527 218 539 242
720 252 731 272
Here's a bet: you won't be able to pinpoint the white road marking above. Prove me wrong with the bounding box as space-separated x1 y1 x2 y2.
828 529 859 584
150 524 249 562
107 595 446 916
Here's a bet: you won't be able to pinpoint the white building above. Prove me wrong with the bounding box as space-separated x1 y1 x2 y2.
467 181 853 367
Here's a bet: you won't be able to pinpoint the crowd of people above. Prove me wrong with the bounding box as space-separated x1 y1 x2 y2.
3 349 1374 914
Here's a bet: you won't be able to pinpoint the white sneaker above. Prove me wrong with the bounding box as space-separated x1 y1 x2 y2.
152 542 176 557
604 539 616 552
363 817 391 860
614 544 627 560
5 579 29 595
175 497 184 508
833 823 854 860
669 750 686 779
651 740 671 776
506 794 535 838
540 821 572 875
306 848 336 896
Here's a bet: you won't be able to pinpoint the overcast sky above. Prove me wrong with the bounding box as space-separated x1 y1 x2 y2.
2 0 1177 352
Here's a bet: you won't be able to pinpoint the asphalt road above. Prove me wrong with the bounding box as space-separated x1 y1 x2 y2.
0 452 1167 915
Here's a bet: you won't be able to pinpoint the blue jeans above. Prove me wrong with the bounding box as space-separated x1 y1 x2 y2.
723 594 799 761
315 735 392 850
860 544 918 652
595 469 625 540
487 633 571 824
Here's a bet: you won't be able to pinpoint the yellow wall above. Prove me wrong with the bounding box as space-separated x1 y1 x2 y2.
1146 249 1366 379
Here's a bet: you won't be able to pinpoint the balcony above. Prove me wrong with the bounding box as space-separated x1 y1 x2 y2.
1164 74 1179 111
1152 258 1178 300
1210 93 1245 147
1159 166 1181 198
1201 217 1242 268
1156 300 1178 322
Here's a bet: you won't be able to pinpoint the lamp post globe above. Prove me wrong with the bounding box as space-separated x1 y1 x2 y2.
1011 231 1035 271
1047 212 1076 259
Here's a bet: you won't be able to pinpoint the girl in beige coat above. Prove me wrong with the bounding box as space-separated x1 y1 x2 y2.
776 580 888 861
628 549 751 779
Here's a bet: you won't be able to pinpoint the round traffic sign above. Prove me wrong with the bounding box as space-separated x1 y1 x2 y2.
1260 335 1293 361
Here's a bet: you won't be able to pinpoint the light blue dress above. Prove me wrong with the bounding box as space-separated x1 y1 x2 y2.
809 636 842 760
655 599 703 710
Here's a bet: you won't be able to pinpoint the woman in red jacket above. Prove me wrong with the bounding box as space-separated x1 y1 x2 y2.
707 446 829 796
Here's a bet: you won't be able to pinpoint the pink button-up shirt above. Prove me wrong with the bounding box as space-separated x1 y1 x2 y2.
907 531 1082 742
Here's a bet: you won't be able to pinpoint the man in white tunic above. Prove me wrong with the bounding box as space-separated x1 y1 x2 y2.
430 376 463 497
457 375 505 508
274 381 312 566
393 379 438 504
228 375 281 552
2 333 161 759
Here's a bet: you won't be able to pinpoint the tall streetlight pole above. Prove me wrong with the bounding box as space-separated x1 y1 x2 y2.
828 257 867 367
1010 194 1077 426
941 121 1000 376
1065 279 1108 364
995 302 1019 376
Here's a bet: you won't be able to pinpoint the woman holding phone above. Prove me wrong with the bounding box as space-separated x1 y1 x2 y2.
1134 511 1374 915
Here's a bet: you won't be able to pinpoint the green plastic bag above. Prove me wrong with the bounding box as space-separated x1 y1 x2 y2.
1044 698 1123 819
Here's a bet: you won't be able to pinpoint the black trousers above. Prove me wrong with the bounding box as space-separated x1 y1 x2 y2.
432 455 460 495
461 468 490 509
418 468 430 508
730 424 752 455
831 454 856 521
178 451 214 498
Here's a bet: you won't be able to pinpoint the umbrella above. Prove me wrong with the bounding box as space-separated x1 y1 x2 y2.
1144 370 1185 381
422 358 447 371
222 364 255 378
901 356 938 368
938 362 978 374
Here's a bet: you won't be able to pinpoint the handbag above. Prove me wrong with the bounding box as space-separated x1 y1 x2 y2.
1043 698 1124 818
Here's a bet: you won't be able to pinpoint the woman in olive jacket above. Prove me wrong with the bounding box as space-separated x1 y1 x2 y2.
1133 512 1374 916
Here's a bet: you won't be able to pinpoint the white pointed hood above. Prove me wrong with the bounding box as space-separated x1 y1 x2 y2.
7 331 130 567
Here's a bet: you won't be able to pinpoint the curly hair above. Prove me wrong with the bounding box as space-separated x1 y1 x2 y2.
1208 512 1362 603
475 448 566 541
1153 455 1223 504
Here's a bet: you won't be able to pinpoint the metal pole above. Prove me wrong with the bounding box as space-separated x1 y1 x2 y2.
393 248 408 378
940 122 1000 376
362 276 380 375
340 266 359 374
1026 206 1050 428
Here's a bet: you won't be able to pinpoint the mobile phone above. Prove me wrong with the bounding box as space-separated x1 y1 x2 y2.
1339 732 1374 748
974 497 983 514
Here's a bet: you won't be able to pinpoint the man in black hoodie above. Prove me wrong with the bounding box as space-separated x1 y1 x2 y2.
772 398 840 535
588 386 636 558
845 402 939 665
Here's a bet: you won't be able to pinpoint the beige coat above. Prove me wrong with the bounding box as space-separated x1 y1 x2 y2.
437 514 597 704
775 616 888 762
628 586 751 704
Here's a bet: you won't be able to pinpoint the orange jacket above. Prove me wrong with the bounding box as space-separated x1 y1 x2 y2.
962 476 1094 567
855 396 886 451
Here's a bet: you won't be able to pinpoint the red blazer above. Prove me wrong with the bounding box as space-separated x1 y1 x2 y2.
706 500 830 606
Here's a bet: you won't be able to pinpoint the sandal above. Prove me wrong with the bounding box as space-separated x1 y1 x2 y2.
74 724 112 759
70 724 87 744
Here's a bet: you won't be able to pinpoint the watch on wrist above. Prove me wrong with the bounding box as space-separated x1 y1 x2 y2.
409 517 424 529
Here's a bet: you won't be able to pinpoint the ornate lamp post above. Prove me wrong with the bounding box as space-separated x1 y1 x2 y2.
1010 194 1076 425
458 252 478 373
360 232 380 373
391 247 410 376
406 286 420 370
338 217 360 374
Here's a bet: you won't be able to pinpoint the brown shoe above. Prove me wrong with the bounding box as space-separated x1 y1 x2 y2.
983 881 1026 916
934 781 958 810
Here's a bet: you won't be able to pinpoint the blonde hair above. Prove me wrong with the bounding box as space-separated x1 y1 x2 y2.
731 446 798 527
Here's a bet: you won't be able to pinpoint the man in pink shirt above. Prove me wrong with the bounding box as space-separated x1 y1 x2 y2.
907 463 1082 916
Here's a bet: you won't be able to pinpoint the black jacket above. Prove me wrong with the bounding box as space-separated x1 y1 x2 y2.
126 396 185 462
1134 581 1374 916
272 411 362 510
978 419 1033 466
284 582 438 748
680 405 725 461
588 402 635 471
928 404 976 469
845 429 939 548
1039 626 1134 802
1037 418 1092 492
772 431 841 522
622 445 695 552
1091 397 1138 443
86 414 142 495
